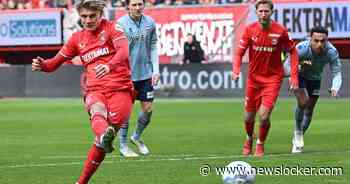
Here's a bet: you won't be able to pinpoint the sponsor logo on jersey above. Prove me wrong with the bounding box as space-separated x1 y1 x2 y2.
81 47 110 63
253 45 275 52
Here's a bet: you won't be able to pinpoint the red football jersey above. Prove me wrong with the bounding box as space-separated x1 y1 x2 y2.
233 21 298 84
58 19 132 93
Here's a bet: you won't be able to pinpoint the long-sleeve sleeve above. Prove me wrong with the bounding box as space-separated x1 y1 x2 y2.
41 53 69 72
233 27 250 75
329 51 342 92
42 34 78 72
280 29 298 86
150 26 159 75
109 24 129 70
41 35 78 72
288 47 299 86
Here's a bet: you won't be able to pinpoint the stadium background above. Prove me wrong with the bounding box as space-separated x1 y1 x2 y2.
0 1 349 184
0 0 349 98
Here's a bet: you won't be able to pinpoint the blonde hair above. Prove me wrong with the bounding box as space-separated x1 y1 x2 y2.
255 0 274 11
75 0 106 12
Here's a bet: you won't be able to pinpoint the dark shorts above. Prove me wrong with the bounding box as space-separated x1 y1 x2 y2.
133 78 154 102
299 76 321 97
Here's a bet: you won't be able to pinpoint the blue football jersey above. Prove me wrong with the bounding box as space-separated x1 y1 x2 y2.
117 14 159 81
294 40 342 91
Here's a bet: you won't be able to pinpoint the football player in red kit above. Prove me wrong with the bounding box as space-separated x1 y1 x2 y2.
32 0 133 183
232 0 299 157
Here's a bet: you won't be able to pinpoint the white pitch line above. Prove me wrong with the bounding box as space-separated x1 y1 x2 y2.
1 150 350 169
41 154 196 159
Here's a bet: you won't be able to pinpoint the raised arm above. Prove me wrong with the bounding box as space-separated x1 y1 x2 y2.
32 54 68 72
32 36 78 72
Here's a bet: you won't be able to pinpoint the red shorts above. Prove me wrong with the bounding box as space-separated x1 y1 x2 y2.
85 90 133 127
244 82 282 112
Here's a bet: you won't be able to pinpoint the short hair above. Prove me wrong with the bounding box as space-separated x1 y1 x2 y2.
310 26 329 36
75 0 106 12
255 0 274 11
125 0 145 6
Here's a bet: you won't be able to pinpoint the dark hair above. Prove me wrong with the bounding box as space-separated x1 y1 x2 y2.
186 33 198 43
310 26 328 36
255 0 274 11
125 0 145 6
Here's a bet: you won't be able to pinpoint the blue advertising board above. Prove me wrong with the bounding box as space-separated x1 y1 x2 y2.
0 10 62 46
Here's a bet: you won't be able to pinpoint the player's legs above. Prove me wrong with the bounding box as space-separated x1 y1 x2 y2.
242 84 259 156
294 88 309 132
85 93 116 152
292 88 308 153
119 120 138 157
105 90 136 158
302 96 319 133
130 101 153 155
254 105 272 157
133 101 153 140
242 111 257 156
118 82 141 157
302 79 320 134
77 144 106 184
108 91 138 157
291 76 309 153
130 79 154 155
254 83 281 157
76 93 116 184
294 76 309 132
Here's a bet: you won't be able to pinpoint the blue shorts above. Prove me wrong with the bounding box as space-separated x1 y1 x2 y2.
298 76 321 97
133 78 154 102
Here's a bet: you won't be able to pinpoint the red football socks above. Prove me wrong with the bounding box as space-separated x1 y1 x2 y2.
258 120 271 143
244 120 255 138
77 145 106 184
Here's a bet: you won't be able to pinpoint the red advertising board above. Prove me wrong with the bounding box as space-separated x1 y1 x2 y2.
115 5 249 64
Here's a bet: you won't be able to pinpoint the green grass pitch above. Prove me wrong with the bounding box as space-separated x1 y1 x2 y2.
0 98 349 184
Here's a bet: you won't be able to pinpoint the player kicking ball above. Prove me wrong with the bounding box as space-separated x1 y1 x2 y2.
284 26 342 153
32 0 134 183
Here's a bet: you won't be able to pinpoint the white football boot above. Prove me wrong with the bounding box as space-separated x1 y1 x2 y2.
130 135 150 155
119 144 139 158
291 130 304 154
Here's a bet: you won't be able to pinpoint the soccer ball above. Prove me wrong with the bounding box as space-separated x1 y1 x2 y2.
222 161 256 184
